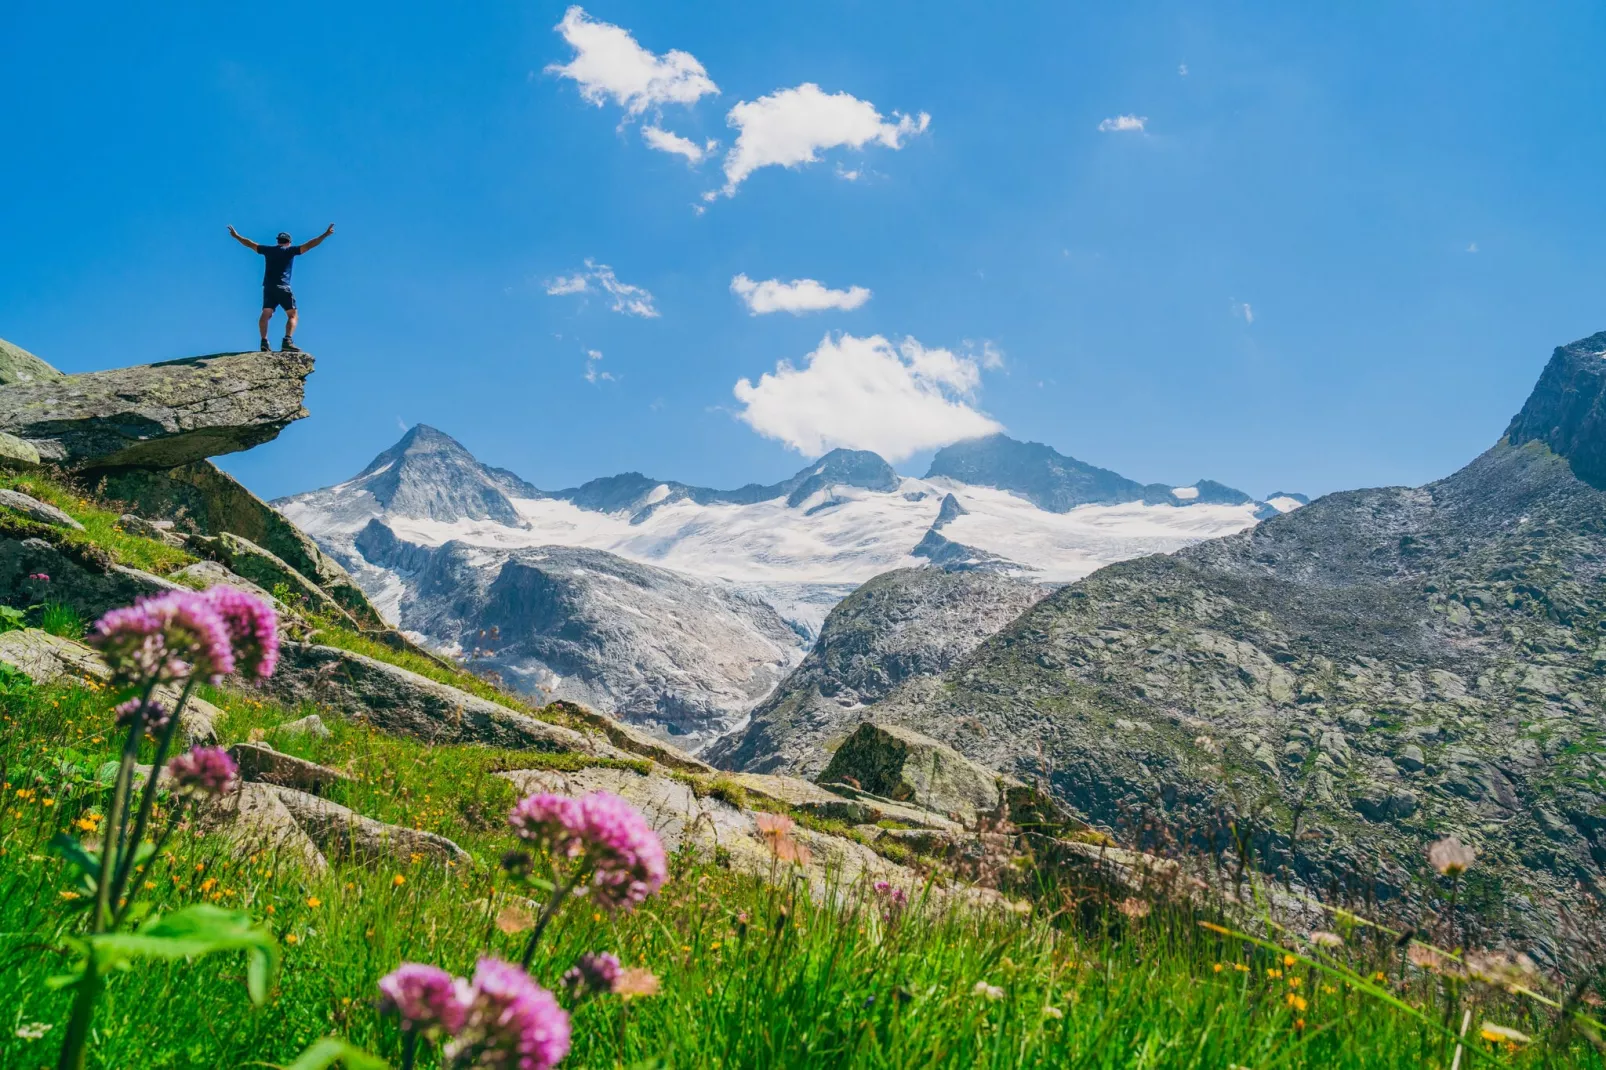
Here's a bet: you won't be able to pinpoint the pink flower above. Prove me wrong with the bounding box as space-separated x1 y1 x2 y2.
378 963 469 1036
114 697 171 734
445 958 570 1070
26 573 48 582
167 746 238 795
89 591 234 685
509 793 585 858
203 586 279 679
561 952 621 997
508 791 667 911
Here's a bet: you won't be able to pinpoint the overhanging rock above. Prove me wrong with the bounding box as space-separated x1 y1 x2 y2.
0 351 312 470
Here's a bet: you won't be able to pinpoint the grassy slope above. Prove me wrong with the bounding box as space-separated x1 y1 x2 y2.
0 472 195 576
0 680 1596 1069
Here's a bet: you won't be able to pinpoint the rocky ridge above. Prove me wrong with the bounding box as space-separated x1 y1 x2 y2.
708 567 1046 775
856 330 1606 961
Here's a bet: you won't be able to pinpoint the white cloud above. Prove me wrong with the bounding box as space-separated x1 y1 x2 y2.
732 333 1001 460
545 274 589 296
642 125 716 163
584 348 616 383
1178 63 1189 76
1097 114 1147 133
716 83 929 197
548 6 717 116
1466 241 1479 253
1232 301 1254 324
546 260 660 318
730 274 871 315
966 339 1005 370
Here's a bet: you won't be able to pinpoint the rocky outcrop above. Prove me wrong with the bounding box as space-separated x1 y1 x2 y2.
1503 330 1606 490
193 782 470 872
0 525 187 625
870 330 1606 960
0 434 40 468
727 772 962 831
818 722 1015 822
0 338 65 387
499 766 917 894
190 532 351 623
0 489 84 530
93 459 381 627
0 351 312 470
269 641 607 754
227 742 351 794
709 567 1045 776
0 628 219 744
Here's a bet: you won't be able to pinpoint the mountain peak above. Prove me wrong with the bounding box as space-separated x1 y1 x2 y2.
783 448 899 507
1503 330 1606 490
351 424 537 523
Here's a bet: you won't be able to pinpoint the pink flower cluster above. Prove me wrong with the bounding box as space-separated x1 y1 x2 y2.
203 585 280 678
379 958 570 1070
88 587 278 687
378 963 469 1037
167 746 238 795
508 791 667 911
560 952 621 997
114 697 171 733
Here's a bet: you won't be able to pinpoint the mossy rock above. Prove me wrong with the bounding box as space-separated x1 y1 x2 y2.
817 721 1011 821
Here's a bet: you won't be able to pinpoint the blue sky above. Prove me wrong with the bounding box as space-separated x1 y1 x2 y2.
3 2 1605 501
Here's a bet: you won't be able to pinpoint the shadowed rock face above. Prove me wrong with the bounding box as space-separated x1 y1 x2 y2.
871 330 1606 961
707 567 1046 776
1504 330 1606 490
0 351 312 469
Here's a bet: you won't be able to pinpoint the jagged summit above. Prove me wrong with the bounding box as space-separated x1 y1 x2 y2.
925 433 1253 511
1503 329 1606 490
344 424 538 525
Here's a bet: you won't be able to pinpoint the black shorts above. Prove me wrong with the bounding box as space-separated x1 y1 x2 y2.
262 287 296 311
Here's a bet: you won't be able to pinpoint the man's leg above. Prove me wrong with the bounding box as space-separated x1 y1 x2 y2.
258 308 273 341
282 307 300 351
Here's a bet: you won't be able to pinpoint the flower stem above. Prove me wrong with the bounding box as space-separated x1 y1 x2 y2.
108 680 195 908
399 1031 418 1070
94 681 154 932
54 964 103 1070
520 872 581 971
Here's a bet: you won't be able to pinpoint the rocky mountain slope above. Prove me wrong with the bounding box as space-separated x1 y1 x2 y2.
707 567 1047 775
859 330 1606 960
277 424 1298 740
354 522 805 740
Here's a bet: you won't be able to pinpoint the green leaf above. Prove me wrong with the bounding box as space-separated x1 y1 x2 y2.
272 1037 389 1070
89 904 281 1003
50 832 101 887
95 760 120 786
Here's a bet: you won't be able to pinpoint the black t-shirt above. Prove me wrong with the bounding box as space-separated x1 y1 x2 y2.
259 244 300 289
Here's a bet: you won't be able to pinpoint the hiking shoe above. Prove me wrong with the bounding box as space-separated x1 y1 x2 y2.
259 339 272 352
281 337 301 353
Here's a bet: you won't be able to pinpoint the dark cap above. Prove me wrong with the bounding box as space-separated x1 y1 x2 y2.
276 232 292 244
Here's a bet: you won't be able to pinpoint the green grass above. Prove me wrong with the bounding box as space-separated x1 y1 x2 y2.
0 472 195 575
1 679 1601 1068
35 601 87 639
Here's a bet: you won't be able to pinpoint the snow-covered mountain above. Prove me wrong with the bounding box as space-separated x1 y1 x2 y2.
274 425 1299 744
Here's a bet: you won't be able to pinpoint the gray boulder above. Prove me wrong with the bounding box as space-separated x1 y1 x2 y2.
0 350 311 470
0 628 219 744
117 514 185 547
0 432 40 468
269 641 609 754
194 781 470 872
818 721 1014 822
0 489 84 530
228 742 351 794
274 713 333 739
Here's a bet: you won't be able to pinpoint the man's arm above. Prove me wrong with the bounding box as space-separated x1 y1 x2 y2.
227 225 259 252
298 224 336 254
